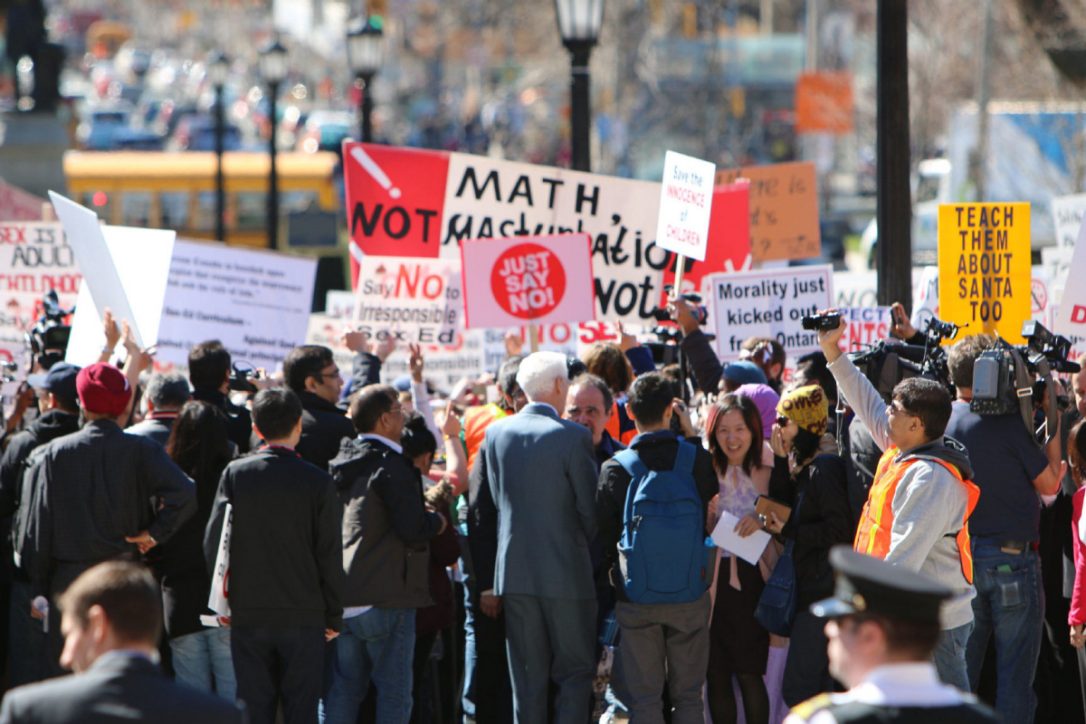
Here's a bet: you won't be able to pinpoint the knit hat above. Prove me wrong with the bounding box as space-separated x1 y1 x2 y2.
722 360 767 387
76 362 132 417
735 383 780 440
777 384 829 436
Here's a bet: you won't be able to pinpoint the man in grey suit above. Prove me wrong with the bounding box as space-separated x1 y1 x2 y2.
482 351 599 724
0 561 246 724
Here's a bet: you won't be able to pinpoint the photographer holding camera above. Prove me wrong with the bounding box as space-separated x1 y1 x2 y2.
944 334 1065 723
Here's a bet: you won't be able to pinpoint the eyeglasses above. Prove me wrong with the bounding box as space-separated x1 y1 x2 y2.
318 368 341 380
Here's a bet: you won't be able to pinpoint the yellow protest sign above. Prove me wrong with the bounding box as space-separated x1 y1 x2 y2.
938 202 1030 343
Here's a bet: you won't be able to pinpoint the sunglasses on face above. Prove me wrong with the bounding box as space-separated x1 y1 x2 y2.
776 415 790 427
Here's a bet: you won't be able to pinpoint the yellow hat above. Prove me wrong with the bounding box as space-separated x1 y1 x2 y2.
777 384 829 436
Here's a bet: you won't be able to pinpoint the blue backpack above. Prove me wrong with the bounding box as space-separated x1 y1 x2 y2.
614 440 710 604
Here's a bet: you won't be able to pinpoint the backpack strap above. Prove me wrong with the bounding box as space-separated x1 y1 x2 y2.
672 440 696 475
613 449 649 479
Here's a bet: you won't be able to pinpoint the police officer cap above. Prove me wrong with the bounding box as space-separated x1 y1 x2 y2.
810 546 952 624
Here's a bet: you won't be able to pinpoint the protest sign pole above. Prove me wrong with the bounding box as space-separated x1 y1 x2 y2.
528 323 540 352
673 254 686 296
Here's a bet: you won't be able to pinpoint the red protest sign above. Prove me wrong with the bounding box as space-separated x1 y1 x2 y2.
461 234 594 329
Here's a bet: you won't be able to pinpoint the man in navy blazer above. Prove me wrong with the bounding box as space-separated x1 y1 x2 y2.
0 561 246 724
482 351 599 724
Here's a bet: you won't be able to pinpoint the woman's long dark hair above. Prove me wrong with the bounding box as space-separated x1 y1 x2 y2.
166 400 233 513
706 393 763 478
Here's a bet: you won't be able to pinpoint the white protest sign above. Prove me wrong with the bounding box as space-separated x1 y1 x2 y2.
378 330 487 390
655 151 716 262
1052 193 1086 248
460 234 595 329
1048 304 1086 361
838 307 892 353
1054 219 1086 337
65 225 176 365
0 222 80 364
306 313 357 384
706 265 833 361
49 192 165 349
325 289 356 318
1043 245 1074 303
355 256 463 345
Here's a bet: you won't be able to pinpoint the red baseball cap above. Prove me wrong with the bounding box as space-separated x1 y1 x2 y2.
76 363 131 417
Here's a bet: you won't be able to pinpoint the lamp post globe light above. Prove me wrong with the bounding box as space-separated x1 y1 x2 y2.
346 16 384 143
554 0 604 172
208 51 230 244
259 38 288 250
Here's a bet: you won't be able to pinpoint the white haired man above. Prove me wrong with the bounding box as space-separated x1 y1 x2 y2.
481 351 599 724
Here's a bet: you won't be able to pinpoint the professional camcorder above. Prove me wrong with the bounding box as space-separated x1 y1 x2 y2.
25 290 73 371
971 320 1079 443
847 315 959 400
228 362 265 393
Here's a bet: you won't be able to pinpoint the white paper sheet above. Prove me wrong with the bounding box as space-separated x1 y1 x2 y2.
711 510 771 565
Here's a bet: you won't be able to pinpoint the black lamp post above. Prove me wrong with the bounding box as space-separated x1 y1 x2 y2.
208 51 230 244
259 38 288 250
346 17 384 143
554 0 605 172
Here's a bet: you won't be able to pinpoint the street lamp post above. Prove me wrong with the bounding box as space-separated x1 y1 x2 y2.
554 0 605 172
259 38 288 251
208 51 230 244
346 17 384 142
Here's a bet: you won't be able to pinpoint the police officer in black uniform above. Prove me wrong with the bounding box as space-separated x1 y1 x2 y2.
785 546 999 724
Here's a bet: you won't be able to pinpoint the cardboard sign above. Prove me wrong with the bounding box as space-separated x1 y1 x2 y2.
0 222 81 364
0 179 47 222
837 307 892 353
354 256 463 345
460 234 595 329
715 162 820 262
342 143 749 324
1052 193 1086 248
937 203 1030 343
655 151 716 262
705 265 833 361
795 72 854 134
1054 217 1086 337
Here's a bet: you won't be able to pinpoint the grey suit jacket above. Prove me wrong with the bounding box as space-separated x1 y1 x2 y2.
0 652 247 724
483 402 598 600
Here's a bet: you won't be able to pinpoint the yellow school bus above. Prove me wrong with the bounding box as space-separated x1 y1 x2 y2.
63 150 343 251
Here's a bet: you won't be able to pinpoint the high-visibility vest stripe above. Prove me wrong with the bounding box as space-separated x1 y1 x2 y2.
464 403 507 472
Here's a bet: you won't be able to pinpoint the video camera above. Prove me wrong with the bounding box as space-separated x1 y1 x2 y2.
971 320 1079 443
652 291 708 326
228 362 265 393
25 290 73 371
847 314 959 400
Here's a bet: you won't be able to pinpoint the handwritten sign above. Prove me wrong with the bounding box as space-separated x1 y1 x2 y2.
1052 193 1086 248
938 203 1030 343
460 234 594 329
655 151 716 262
715 161 820 262
706 265 833 361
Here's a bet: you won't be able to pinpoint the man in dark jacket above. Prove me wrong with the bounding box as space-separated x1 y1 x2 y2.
125 372 191 447
321 384 446 724
204 388 343 724
0 362 81 687
19 363 196 676
282 345 355 471
596 372 718 722
0 561 246 724
189 340 251 453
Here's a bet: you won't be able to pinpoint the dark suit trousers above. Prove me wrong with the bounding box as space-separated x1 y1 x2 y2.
232 625 324 724
503 594 595 724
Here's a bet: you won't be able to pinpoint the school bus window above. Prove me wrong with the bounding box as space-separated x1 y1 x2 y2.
121 192 152 226
160 192 190 229
192 192 216 232
236 192 265 230
282 191 319 214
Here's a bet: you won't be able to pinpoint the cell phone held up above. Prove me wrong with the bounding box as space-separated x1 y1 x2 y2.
800 311 841 332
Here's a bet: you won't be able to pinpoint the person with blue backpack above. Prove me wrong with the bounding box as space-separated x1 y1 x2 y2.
596 372 718 724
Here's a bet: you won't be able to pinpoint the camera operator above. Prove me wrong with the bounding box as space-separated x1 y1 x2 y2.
188 341 251 454
944 334 1065 722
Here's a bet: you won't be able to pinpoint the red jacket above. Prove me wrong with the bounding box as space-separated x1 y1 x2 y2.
1070 487 1086 626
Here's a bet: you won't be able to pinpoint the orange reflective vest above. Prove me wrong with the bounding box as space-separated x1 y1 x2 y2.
463 403 508 472
854 446 981 584
604 400 637 446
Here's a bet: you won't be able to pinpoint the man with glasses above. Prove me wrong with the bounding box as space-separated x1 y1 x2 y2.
818 316 980 692
282 345 356 471
321 384 448 724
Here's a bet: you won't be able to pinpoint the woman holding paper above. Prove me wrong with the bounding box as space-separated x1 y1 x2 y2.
762 384 852 708
705 394 775 724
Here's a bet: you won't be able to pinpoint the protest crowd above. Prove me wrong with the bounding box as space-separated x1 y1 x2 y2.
1 272 1086 724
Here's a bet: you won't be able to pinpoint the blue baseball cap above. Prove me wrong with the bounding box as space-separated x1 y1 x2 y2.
27 362 81 409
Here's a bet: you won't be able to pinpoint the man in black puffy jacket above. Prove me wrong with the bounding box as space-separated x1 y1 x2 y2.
281 345 355 471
